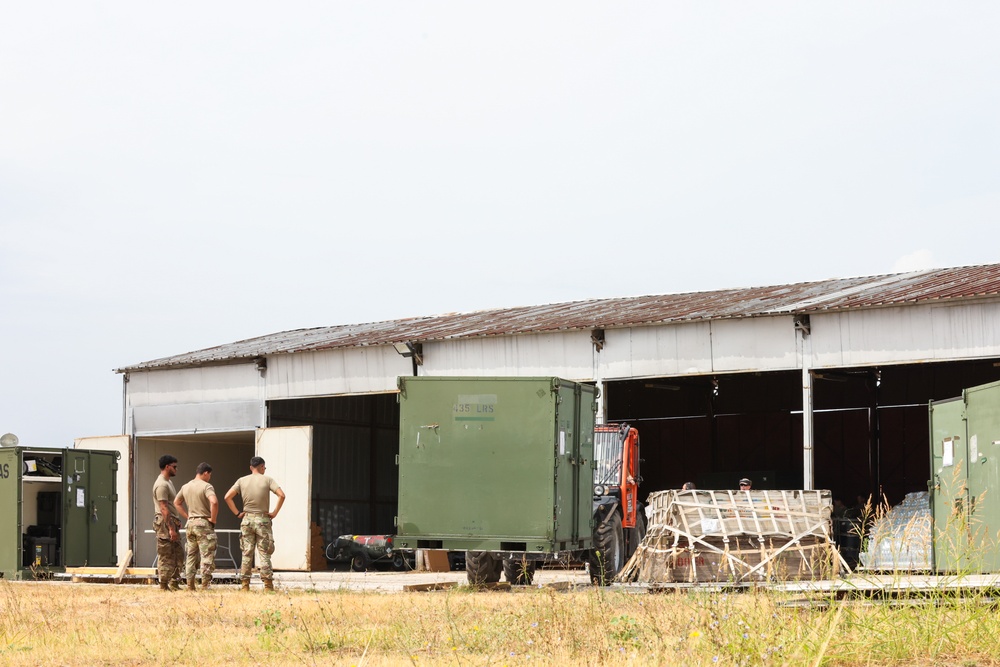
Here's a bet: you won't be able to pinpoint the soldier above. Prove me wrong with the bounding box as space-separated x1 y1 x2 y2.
225 456 285 591
174 462 219 590
152 455 183 591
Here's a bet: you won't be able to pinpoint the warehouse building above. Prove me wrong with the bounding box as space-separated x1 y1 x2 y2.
80 264 1000 570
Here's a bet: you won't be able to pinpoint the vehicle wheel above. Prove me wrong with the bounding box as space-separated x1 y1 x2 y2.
391 552 409 571
589 512 624 586
351 552 370 572
626 511 647 560
502 557 537 586
466 551 502 585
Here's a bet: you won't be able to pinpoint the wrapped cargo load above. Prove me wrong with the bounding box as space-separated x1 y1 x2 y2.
858 492 932 571
617 489 846 584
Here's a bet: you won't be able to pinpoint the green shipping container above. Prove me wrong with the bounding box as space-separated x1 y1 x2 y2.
930 380 1000 573
395 377 596 553
0 447 118 580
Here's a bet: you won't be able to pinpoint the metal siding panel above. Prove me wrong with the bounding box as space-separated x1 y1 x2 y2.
127 365 260 406
424 331 593 379
133 402 261 435
816 308 934 367
603 322 714 379
810 313 847 368
811 303 1000 370
931 302 1000 360
267 348 408 400
712 317 798 372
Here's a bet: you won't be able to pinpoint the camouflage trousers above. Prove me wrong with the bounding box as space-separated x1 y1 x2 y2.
184 518 218 583
240 513 275 582
153 514 183 586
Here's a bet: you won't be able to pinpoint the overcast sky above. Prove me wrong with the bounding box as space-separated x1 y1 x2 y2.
2 3 998 447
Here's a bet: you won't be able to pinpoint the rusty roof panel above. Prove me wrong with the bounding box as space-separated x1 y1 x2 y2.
118 264 1000 372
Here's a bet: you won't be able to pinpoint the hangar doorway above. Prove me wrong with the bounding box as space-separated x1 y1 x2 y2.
605 357 1000 507
134 432 254 568
268 392 399 554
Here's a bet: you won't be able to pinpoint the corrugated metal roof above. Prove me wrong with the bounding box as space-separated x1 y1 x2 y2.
118 264 1000 372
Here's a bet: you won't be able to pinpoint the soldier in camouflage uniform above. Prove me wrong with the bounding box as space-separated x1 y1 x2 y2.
174 462 219 590
152 455 183 591
225 456 285 591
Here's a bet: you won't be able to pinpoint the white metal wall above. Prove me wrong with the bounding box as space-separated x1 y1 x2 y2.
811 301 1000 369
266 346 409 399
129 364 262 435
422 330 594 379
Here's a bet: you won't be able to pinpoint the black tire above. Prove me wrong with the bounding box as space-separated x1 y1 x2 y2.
391 552 410 571
589 512 624 586
351 552 370 572
465 551 502 585
502 557 537 586
626 511 647 560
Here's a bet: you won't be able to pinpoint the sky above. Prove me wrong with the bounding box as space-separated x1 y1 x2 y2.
2 3 999 447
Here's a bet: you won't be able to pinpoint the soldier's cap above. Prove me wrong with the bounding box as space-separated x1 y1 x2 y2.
739 478 751 485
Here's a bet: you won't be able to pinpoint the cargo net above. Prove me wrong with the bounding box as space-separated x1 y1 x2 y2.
617 489 848 584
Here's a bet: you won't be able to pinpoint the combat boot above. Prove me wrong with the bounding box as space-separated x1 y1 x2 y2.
159 581 171 591
201 579 211 591
240 580 250 592
262 578 274 592
169 580 181 591
187 578 196 591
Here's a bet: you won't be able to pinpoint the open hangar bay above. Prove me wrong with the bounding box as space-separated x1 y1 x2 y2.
80 264 1000 570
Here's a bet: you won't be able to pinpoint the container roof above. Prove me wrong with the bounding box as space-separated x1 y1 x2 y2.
117 263 1000 372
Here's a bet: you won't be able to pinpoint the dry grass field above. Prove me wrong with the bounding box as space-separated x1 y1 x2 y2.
2 578 1000 666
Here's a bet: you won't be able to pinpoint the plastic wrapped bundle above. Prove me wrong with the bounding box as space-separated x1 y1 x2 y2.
858 492 932 571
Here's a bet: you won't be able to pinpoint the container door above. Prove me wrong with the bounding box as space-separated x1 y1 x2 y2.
930 397 969 572
75 436 130 566
0 448 21 576
62 449 118 567
553 381 596 548
256 426 312 571
964 381 1000 572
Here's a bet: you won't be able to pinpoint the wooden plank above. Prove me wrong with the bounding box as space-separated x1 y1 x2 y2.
542 581 572 591
114 550 133 584
403 581 459 592
66 567 157 576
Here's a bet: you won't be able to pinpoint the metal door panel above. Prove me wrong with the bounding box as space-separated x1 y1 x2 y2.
964 381 1000 571
0 449 20 576
256 426 312 571
930 397 969 572
75 436 129 566
63 451 91 567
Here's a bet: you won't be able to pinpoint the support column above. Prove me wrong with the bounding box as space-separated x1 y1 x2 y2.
797 319 815 490
592 329 605 425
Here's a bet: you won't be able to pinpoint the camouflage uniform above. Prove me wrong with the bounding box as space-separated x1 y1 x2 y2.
176 474 218 589
240 512 275 581
153 512 183 588
152 475 183 590
185 517 218 584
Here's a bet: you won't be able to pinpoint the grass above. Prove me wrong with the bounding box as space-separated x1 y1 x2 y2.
3 578 1000 666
